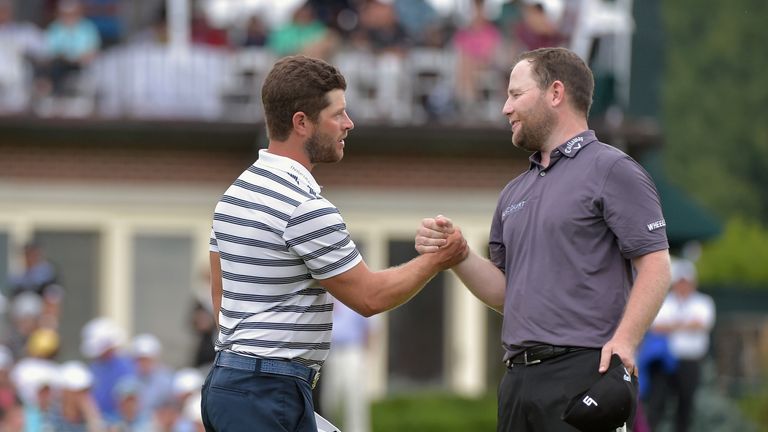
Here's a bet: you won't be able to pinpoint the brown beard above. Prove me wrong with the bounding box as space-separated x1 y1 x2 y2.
305 130 342 164
512 96 556 152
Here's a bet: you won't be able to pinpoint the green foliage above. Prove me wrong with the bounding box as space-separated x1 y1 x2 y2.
372 392 496 432
661 0 768 223
740 392 768 432
697 218 768 285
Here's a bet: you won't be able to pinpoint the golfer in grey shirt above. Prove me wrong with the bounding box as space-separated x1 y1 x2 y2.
416 48 671 431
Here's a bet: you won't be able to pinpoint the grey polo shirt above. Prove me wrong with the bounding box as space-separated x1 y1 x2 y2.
489 130 668 359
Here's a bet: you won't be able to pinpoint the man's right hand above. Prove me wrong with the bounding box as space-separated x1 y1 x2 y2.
416 215 506 311
416 215 468 270
415 215 455 254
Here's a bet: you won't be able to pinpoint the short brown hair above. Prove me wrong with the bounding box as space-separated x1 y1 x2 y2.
261 55 347 141
515 48 594 117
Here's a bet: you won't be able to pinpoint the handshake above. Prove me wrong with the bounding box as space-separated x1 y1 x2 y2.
414 215 469 271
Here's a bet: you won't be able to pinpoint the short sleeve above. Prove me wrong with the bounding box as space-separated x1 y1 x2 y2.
284 198 362 280
601 157 669 258
209 227 219 253
489 202 506 272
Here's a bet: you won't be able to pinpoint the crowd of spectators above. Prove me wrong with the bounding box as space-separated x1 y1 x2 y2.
0 242 216 431
0 0 582 123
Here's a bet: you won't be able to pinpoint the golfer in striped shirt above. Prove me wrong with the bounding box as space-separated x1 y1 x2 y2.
201 55 468 432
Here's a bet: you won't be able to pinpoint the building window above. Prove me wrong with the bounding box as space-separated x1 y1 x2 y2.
33 230 101 361
386 240 446 391
132 234 195 368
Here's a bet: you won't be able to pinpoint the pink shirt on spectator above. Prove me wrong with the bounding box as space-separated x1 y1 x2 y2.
454 22 501 64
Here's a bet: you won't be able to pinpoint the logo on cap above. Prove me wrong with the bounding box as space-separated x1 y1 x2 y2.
582 396 598 407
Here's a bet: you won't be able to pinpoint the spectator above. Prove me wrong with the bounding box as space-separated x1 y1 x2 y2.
0 346 16 414
6 292 43 359
393 0 444 47
10 356 57 431
0 0 46 112
129 4 167 46
351 0 409 55
0 0 45 58
80 317 136 420
37 0 100 98
190 4 229 48
452 0 503 112
321 298 372 432
267 1 337 59
81 0 122 48
170 368 203 432
239 15 269 48
106 377 152 431
38 283 65 330
514 0 567 51
148 398 184 432
171 369 202 407
49 361 105 431
129 333 173 418
0 394 24 432
190 298 215 369
306 0 357 34
646 258 715 432
181 392 204 432
7 242 57 298
26 327 60 360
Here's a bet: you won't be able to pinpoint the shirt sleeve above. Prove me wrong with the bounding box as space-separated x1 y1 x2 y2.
489 198 506 272
209 227 219 253
601 156 669 258
284 198 362 280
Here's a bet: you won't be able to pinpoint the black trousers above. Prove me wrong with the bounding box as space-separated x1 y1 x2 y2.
498 349 634 432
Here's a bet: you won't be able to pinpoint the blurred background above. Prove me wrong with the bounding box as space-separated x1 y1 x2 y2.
0 0 766 430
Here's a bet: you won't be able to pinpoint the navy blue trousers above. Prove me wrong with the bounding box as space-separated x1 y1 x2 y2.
201 361 317 431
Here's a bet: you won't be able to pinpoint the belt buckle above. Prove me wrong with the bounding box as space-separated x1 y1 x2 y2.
311 371 321 389
524 350 541 366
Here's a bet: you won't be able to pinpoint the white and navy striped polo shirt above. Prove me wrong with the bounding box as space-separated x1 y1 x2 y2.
210 149 362 370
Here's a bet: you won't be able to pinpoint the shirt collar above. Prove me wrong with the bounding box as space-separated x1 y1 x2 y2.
528 130 597 169
256 149 322 194
556 130 597 158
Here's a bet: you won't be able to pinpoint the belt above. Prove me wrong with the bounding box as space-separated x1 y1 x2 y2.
505 345 586 367
215 351 320 389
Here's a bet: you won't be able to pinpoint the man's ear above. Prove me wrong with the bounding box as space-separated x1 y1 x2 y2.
550 80 566 108
292 112 311 137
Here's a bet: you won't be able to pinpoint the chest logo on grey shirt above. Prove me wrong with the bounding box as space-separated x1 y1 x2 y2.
502 200 527 219
564 136 584 154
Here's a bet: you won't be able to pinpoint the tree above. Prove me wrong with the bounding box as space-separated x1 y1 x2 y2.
662 0 768 224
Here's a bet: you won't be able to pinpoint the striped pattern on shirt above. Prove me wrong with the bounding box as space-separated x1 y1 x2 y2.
210 150 362 369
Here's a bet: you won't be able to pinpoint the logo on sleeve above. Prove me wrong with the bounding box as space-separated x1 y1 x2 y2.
647 219 666 231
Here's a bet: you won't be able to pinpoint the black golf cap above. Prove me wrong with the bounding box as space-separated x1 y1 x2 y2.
561 354 638 431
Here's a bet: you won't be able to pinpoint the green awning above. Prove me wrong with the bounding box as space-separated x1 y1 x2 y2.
641 151 722 249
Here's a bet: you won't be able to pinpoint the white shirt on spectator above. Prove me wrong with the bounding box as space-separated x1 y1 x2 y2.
653 291 715 360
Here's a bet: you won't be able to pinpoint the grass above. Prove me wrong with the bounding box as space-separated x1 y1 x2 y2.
372 392 497 432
